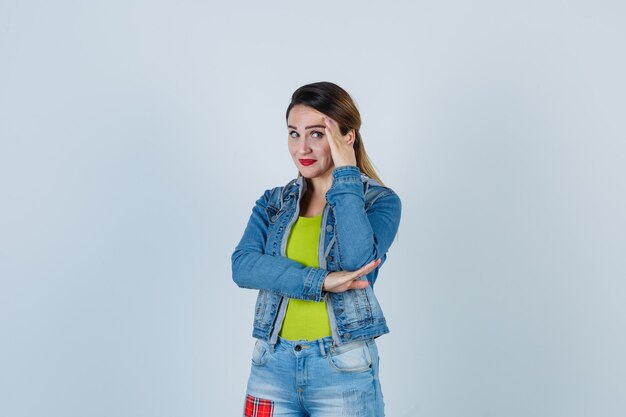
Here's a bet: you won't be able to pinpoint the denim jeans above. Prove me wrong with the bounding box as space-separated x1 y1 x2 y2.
243 337 385 417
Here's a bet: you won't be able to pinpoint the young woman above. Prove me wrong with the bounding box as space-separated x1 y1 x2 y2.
232 82 401 417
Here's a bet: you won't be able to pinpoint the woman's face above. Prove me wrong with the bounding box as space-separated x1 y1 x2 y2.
287 105 334 181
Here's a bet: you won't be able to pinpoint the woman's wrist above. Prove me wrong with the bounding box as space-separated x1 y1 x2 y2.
332 165 360 177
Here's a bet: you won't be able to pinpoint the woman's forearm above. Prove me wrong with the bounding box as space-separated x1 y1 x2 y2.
232 249 327 301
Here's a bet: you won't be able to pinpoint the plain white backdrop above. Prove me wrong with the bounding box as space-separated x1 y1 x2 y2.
1 1 625 416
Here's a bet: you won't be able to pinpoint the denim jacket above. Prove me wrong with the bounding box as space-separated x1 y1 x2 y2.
232 166 401 346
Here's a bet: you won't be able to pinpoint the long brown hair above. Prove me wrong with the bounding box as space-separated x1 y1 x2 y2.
286 82 384 185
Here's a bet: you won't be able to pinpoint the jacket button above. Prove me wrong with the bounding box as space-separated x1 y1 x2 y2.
326 225 334 233
335 309 343 315
294 345 302 352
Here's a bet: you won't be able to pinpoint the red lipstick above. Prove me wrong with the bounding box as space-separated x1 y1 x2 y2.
299 159 317 166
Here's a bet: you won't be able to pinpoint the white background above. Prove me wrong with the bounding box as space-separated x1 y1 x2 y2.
1 1 625 416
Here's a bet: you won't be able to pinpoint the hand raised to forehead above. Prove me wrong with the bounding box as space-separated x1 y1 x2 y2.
324 116 357 168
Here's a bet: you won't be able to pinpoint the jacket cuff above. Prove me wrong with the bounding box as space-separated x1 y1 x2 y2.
331 166 361 183
304 268 328 301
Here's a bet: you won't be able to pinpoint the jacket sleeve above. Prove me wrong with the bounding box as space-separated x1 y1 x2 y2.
325 166 402 274
231 189 328 301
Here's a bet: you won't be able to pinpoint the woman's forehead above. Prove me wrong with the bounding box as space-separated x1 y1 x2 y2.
287 105 325 126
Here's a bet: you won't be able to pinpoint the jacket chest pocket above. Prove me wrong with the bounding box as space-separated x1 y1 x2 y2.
265 204 282 224
264 205 290 255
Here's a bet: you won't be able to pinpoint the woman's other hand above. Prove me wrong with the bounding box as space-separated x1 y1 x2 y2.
322 259 381 293
324 116 357 167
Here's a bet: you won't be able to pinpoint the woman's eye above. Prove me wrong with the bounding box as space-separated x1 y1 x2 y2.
289 131 299 138
310 131 324 139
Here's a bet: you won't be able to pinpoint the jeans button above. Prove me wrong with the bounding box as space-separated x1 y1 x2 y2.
294 345 302 352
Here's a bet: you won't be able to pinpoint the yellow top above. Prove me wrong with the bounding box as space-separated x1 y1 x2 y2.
279 215 331 341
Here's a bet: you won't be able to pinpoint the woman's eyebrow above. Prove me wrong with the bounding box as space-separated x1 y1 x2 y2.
287 124 326 130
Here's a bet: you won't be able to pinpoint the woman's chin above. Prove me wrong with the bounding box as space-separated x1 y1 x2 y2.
296 166 316 178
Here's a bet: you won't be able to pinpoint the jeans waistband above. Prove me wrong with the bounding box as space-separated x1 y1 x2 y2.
275 336 334 357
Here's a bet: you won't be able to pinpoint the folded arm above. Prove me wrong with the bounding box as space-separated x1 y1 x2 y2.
232 167 401 297
231 189 328 301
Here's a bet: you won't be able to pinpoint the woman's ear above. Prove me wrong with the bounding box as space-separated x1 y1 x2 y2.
347 129 356 146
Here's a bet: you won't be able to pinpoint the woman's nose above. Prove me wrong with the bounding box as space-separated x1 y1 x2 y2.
297 138 311 153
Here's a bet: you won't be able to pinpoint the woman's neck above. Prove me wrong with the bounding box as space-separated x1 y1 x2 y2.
300 178 330 217
306 173 332 195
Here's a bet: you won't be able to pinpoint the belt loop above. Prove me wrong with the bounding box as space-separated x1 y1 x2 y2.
318 339 327 358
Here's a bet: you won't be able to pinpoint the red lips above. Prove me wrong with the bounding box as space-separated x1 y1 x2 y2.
299 159 317 166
